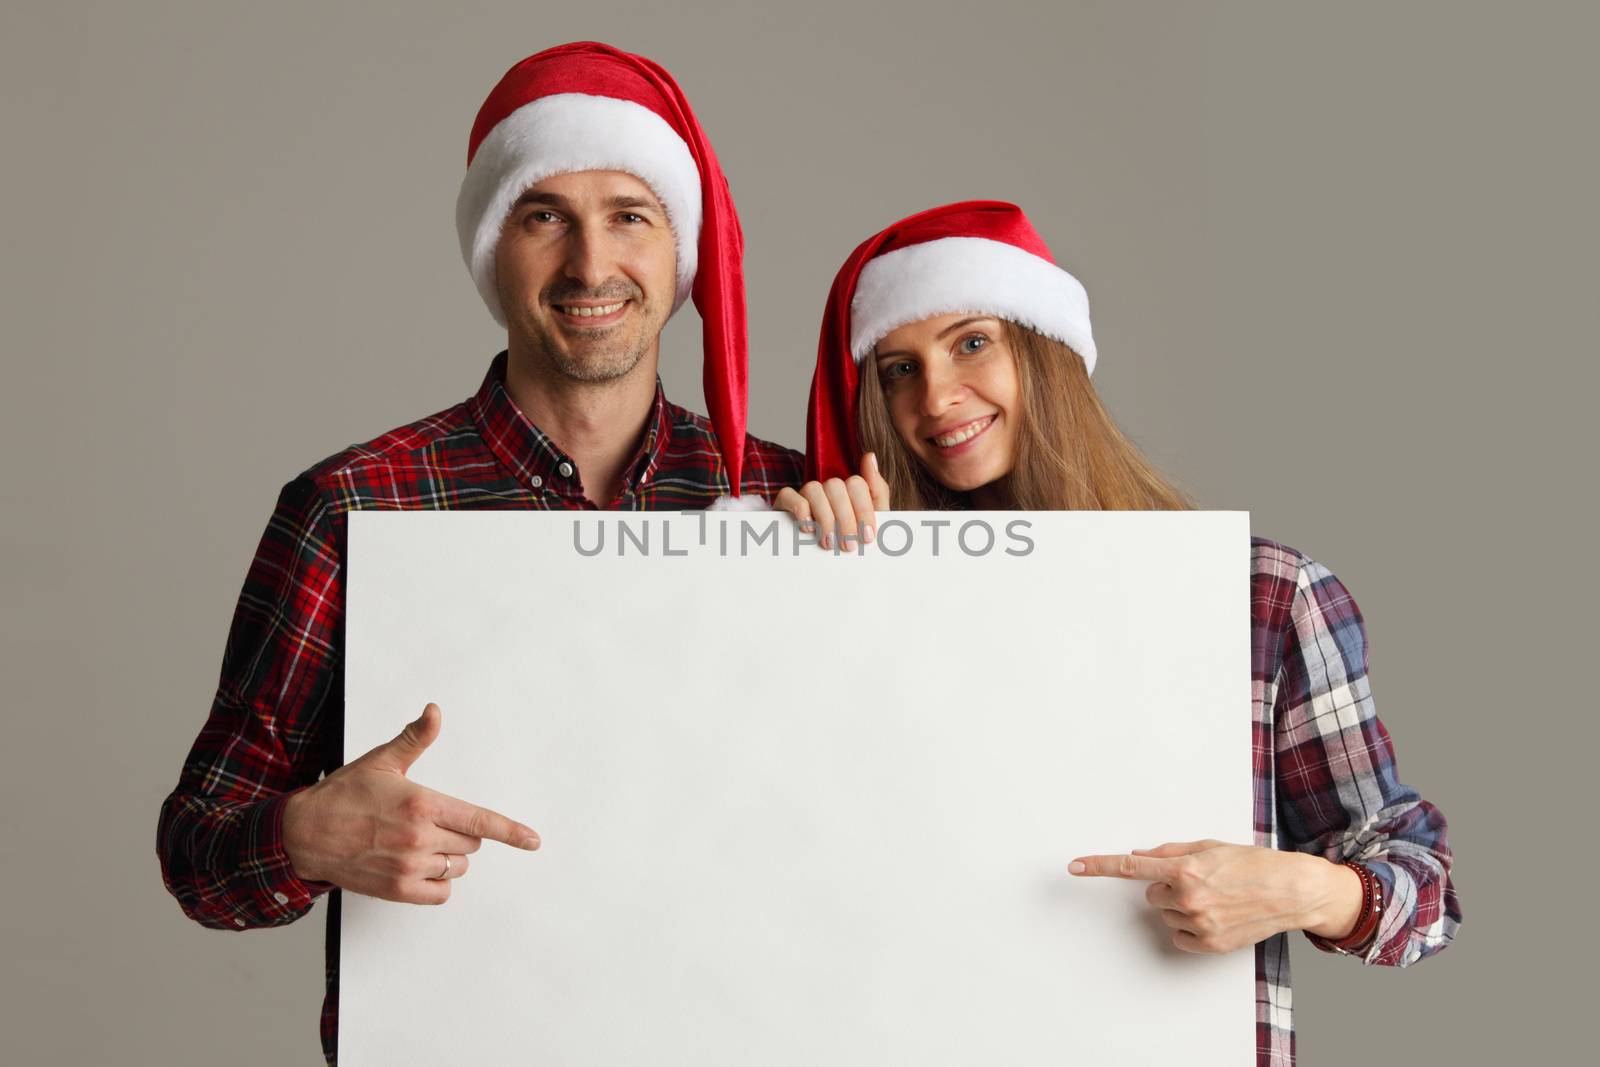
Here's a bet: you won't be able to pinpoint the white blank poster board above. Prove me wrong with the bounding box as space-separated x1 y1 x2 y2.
342 511 1253 1065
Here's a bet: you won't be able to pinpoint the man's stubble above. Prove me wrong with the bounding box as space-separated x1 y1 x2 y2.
510 279 666 385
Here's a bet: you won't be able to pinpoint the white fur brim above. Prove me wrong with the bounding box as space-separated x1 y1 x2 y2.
850 237 1096 375
455 93 701 326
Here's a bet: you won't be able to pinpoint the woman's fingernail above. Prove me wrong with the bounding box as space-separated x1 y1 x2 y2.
863 524 875 544
1068 861 1086 875
820 532 831 549
867 452 879 475
800 521 814 533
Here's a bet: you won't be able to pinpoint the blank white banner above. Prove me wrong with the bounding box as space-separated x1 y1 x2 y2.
342 510 1253 1065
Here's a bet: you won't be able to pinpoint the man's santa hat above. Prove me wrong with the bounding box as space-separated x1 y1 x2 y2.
805 200 1096 482
455 41 751 493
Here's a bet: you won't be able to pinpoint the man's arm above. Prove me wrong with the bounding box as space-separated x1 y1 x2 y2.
156 476 543 926
155 476 343 928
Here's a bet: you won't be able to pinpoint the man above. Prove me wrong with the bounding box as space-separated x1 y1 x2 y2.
156 42 802 1064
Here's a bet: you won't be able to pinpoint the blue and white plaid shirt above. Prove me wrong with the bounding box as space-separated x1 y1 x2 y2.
1248 538 1460 1063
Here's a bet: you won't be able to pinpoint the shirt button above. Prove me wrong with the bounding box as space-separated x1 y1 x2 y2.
558 461 574 478
234 918 246 927
273 892 290 906
530 475 543 489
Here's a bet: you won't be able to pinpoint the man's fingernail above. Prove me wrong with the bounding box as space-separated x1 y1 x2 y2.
520 835 541 850
1068 861 1086 875
821 533 831 549
800 521 814 533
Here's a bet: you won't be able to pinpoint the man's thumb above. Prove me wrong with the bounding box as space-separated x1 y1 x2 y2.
367 702 442 774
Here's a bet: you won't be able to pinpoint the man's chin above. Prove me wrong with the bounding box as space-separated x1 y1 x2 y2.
548 343 645 383
515 311 659 382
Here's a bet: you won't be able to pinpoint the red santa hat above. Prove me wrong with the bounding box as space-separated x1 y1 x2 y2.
805 200 1096 482
455 41 750 493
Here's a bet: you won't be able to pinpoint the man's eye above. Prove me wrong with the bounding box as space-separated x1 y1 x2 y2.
527 210 560 225
619 212 646 224
957 334 989 354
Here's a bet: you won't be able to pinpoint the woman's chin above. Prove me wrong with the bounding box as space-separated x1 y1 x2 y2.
923 455 1009 496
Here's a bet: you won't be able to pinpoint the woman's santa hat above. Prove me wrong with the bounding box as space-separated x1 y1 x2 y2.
805 200 1096 482
456 41 751 493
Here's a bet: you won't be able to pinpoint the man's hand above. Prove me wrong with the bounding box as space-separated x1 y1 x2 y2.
282 703 540 904
1067 839 1363 954
773 452 891 550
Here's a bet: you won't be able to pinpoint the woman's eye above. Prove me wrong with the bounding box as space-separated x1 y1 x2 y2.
957 334 989 354
881 360 917 382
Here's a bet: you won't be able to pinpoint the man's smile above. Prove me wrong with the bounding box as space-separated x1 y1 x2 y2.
552 300 631 327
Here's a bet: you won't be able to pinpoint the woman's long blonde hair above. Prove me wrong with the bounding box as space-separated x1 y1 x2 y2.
856 321 1192 510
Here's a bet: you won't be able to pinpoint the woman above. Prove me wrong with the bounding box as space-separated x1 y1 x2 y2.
775 201 1460 1063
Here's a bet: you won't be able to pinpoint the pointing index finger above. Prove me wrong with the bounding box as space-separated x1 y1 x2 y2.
435 794 540 850
1068 853 1176 881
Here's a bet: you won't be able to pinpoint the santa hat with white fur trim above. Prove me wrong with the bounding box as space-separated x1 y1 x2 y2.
456 41 751 493
805 200 1095 482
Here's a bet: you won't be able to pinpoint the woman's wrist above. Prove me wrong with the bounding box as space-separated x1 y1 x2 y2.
1301 856 1364 940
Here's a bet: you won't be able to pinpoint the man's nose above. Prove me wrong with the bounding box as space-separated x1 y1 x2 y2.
561 223 614 290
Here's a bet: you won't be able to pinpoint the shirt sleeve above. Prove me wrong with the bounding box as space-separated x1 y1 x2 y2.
156 475 343 929
1272 556 1462 966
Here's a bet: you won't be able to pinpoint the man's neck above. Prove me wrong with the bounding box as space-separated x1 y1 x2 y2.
503 343 660 507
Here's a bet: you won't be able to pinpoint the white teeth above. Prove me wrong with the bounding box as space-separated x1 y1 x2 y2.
932 416 994 448
559 302 625 318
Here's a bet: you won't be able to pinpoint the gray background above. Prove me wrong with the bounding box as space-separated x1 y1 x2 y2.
2 0 1592 1062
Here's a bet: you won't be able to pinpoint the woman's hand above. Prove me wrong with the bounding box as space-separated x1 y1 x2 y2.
772 452 891 550
1067 839 1364 954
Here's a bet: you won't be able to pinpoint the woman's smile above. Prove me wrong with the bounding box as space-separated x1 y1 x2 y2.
927 413 997 455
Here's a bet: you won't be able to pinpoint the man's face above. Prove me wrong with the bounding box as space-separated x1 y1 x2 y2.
495 170 678 382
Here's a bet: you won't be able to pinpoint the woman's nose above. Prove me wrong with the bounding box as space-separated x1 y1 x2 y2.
919 362 967 416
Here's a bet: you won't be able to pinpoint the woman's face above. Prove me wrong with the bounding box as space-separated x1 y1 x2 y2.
872 313 1021 497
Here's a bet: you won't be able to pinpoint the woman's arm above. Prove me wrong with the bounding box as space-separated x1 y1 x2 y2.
1068 546 1460 962
1272 555 1462 965
1067 838 1369 954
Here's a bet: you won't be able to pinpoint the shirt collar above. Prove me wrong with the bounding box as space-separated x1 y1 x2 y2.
468 352 674 504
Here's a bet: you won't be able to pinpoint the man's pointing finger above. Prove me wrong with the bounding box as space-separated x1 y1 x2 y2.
435 796 541 851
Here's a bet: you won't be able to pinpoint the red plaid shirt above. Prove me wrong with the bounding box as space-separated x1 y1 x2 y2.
156 353 804 1063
